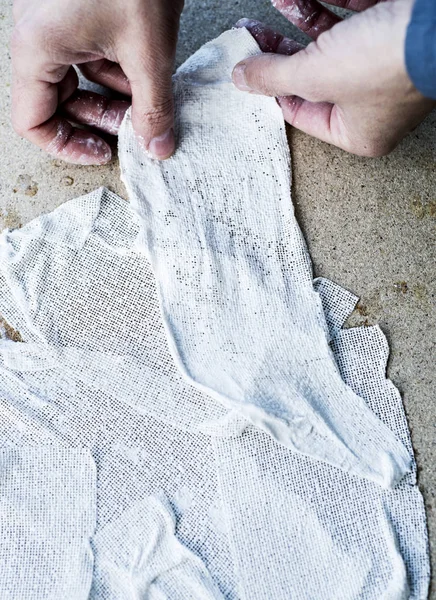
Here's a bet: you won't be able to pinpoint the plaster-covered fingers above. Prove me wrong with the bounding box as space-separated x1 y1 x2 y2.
61 90 130 135
34 117 112 165
271 0 341 39
235 19 303 55
11 72 112 165
79 60 132 96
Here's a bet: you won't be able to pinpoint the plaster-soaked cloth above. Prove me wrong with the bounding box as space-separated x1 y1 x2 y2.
0 189 238 598
0 188 430 598
213 326 429 599
90 495 223 599
0 447 96 600
118 28 411 488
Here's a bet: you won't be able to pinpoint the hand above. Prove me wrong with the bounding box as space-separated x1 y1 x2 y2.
232 0 436 157
11 0 184 164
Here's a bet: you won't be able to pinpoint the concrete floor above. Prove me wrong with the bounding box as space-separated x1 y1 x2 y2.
0 0 434 595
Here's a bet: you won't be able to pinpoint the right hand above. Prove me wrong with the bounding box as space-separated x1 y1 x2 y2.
233 0 435 157
11 0 184 164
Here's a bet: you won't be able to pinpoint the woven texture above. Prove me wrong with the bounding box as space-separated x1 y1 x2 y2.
0 28 430 599
119 28 411 489
0 447 95 600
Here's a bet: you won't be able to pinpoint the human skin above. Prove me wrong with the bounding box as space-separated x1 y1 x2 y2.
11 0 184 164
233 0 436 157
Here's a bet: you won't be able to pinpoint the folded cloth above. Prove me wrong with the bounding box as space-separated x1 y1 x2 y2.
118 28 412 488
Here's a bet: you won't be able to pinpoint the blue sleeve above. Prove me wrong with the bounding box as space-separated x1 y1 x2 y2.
405 0 436 99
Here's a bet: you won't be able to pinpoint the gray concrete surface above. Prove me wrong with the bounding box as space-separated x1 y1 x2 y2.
0 0 435 595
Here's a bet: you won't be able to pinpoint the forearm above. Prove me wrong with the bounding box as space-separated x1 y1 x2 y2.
406 0 436 99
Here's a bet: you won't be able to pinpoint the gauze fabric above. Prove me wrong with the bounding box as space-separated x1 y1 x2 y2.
0 447 95 600
0 188 429 599
0 30 430 600
118 28 411 489
0 189 238 599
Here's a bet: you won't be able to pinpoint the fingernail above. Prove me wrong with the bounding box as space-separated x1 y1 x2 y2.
232 64 252 92
148 128 175 160
235 18 252 28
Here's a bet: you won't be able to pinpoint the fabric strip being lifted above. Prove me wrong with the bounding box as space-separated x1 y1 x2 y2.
119 28 411 488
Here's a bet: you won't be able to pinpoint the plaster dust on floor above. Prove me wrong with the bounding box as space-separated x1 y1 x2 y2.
0 0 434 596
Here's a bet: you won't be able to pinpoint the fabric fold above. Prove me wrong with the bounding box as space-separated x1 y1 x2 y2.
118 28 411 488
0 187 429 598
90 495 224 599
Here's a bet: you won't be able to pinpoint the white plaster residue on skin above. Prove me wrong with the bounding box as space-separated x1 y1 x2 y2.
46 121 111 165
270 0 318 25
72 95 126 135
100 106 126 135
46 120 71 155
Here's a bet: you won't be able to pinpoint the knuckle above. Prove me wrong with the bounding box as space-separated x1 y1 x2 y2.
314 29 333 54
135 98 173 128
251 55 279 96
11 116 27 138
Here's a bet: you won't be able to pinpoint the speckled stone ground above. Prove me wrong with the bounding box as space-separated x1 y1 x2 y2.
0 0 434 595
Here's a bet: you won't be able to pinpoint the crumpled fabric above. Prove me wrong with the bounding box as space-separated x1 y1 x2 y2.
0 29 430 600
118 28 411 489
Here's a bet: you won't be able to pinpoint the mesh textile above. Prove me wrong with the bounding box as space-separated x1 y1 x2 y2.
0 447 95 599
0 28 430 600
118 28 411 489
0 187 429 599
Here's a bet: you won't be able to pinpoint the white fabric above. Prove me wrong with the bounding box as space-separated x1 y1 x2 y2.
0 447 95 600
0 29 430 600
118 28 411 489
91 495 223 599
0 186 429 598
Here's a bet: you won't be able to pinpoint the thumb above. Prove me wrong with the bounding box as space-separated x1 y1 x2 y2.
232 49 327 102
120 44 176 160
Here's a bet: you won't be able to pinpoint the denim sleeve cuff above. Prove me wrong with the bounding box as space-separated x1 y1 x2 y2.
405 0 436 99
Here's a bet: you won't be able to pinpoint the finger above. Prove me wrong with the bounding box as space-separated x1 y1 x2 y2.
118 31 178 160
12 77 112 164
12 38 112 165
322 0 387 11
61 90 130 135
58 66 79 104
271 0 341 39
277 95 339 146
235 18 303 55
79 59 132 96
44 118 112 164
232 49 329 101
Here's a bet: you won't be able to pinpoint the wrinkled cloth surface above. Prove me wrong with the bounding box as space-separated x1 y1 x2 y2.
0 29 430 600
119 28 411 489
